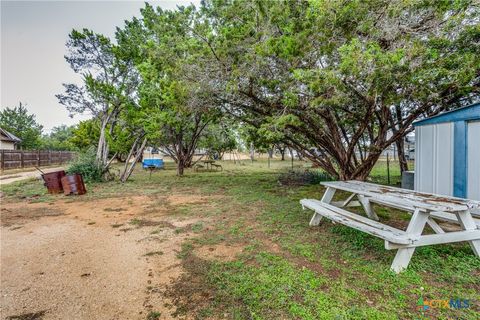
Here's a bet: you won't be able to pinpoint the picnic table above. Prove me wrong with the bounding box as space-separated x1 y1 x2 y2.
301 181 480 273
201 160 216 170
195 160 222 172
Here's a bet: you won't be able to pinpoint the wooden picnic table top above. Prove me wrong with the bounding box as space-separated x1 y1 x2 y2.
321 180 480 213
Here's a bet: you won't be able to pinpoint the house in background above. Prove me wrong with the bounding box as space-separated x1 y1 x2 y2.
414 102 480 200
0 128 22 150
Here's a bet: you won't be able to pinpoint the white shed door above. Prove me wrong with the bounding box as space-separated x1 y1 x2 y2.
467 121 480 200
415 123 453 196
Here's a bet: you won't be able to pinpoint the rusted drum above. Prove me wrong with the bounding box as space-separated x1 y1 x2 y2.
42 170 66 194
61 174 87 195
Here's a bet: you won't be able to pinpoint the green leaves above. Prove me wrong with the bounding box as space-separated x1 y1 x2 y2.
0 102 43 150
200 0 480 179
57 0 479 179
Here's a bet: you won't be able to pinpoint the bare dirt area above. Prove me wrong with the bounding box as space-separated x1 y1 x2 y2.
194 243 244 262
0 194 214 320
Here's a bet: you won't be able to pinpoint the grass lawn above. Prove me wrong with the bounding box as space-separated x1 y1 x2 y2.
1 159 478 319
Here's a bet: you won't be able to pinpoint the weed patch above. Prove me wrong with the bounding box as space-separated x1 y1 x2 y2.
6 310 46 320
144 251 164 257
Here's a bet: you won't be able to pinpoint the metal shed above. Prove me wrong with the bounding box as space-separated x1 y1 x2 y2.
413 102 480 200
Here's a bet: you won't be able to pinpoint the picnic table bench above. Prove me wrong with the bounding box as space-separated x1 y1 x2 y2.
301 181 480 273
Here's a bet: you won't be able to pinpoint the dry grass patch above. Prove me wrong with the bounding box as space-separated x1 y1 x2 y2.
194 243 245 262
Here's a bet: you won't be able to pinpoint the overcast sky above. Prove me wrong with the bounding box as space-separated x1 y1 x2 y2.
1 0 200 133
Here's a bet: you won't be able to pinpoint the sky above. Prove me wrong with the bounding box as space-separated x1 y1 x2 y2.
1 0 200 133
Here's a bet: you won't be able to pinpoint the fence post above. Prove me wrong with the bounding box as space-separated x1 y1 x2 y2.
387 153 391 185
48 150 52 166
1 150 4 171
21 151 24 168
37 150 40 167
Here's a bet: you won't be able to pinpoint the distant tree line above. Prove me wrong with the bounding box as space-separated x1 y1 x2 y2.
0 103 75 151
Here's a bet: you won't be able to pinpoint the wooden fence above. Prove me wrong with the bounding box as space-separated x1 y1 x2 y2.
0 150 76 170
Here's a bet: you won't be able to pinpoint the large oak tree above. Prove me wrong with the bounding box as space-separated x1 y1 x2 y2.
199 0 480 179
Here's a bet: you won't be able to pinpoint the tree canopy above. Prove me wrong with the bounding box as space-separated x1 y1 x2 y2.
198 0 480 179
0 102 43 150
40 125 76 151
57 0 480 180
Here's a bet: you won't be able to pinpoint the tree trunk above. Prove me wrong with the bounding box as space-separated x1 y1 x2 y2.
97 117 109 166
289 148 294 169
120 137 139 182
250 143 254 162
391 104 409 173
351 151 383 181
280 148 286 161
177 158 185 176
120 137 147 183
395 139 409 173
268 148 273 158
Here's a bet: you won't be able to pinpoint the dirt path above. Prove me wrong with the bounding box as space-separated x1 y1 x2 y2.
0 167 65 185
0 195 209 320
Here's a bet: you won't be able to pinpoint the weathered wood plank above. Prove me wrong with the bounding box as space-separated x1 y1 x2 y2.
455 211 480 257
308 187 336 226
357 195 379 221
390 209 429 273
321 180 480 213
301 199 412 244
429 211 480 226
426 217 445 234
385 230 480 250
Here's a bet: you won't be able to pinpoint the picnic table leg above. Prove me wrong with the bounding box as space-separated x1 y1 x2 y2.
390 209 428 273
309 187 336 226
455 211 480 257
426 217 445 234
340 193 356 208
357 195 379 221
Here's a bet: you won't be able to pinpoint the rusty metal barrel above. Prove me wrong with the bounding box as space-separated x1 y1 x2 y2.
41 170 66 194
61 174 87 195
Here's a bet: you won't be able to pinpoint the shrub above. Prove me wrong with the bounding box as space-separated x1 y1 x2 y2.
66 148 104 183
278 169 335 186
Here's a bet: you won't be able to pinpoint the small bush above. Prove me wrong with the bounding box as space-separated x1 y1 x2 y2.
66 148 104 183
278 169 335 186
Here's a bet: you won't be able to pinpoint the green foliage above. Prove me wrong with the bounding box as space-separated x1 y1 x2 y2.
0 102 43 149
117 4 222 174
56 0 479 181
40 125 76 151
239 125 275 153
198 123 238 159
66 148 104 183
199 0 480 179
69 120 100 151
58 27 142 169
